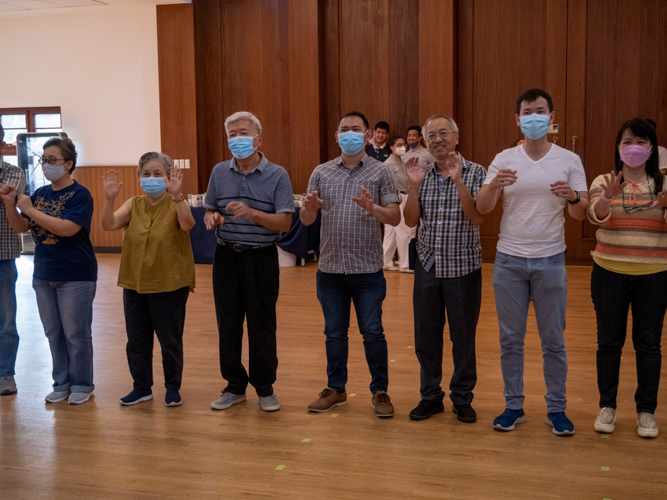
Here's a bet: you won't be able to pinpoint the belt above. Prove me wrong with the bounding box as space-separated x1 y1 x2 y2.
219 240 273 252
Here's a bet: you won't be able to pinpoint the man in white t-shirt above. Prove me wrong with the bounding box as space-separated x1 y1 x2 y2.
476 88 589 436
646 120 667 173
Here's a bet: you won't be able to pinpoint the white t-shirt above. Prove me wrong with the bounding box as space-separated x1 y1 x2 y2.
484 144 588 258
658 145 667 173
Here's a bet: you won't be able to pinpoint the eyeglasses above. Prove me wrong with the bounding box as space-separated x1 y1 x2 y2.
40 157 66 165
622 175 655 213
426 131 455 143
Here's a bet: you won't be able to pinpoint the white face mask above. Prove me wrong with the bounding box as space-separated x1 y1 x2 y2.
395 146 406 156
42 162 68 182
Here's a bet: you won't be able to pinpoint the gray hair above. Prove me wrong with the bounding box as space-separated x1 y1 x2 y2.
422 114 459 137
224 111 262 135
138 152 173 176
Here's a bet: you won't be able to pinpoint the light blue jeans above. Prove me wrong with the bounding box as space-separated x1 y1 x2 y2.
0 259 19 377
33 279 96 394
492 251 568 413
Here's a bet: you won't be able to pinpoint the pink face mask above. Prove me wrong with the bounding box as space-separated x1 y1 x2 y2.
619 144 652 168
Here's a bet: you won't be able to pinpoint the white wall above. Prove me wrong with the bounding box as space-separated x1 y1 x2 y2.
0 5 162 166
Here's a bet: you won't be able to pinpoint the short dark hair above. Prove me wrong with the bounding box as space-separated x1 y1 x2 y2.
614 118 662 195
0 124 4 142
43 137 78 173
407 125 422 137
337 111 369 130
387 135 404 147
374 121 390 132
516 88 553 115
646 119 657 130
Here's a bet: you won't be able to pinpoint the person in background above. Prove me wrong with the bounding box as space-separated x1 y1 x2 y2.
204 111 294 413
402 125 435 168
102 152 195 407
382 135 415 273
302 111 401 418
365 121 391 162
1 137 97 405
476 88 589 436
588 118 667 439
404 115 485 422
0 124 26 396
645 120 667 174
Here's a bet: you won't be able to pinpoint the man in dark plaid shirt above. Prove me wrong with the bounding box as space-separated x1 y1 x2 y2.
404 115 485 423
0 124 27 396
301 111 401 418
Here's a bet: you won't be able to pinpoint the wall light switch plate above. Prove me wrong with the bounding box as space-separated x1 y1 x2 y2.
185 159 191 169
548 124 559 133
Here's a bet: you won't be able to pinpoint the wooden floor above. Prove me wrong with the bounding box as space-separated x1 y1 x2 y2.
2 254 667 499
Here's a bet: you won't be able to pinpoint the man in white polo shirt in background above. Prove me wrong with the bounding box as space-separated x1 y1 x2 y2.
476 89 589 436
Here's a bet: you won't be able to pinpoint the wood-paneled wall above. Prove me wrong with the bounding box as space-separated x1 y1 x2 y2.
72 166 143 249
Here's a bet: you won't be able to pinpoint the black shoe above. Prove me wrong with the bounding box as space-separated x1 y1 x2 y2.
409 400 445 420
452 403 477 423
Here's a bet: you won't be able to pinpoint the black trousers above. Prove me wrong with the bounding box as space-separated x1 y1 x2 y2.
213 243 279 397
123 286 190 392
591 263 667 413
413 258 481 405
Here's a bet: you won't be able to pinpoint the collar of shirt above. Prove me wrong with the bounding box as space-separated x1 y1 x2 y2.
335 153 370 171
230 151 268 174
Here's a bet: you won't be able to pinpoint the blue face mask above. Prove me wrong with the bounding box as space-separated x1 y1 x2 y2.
338 131 366 155
520 113 550 140
141 177 166 197
228 135 257 159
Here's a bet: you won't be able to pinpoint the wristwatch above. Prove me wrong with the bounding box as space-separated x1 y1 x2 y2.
172 193 185 203
568 191 580 205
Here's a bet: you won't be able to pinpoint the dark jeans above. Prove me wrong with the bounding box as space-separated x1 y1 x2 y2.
413 259 481 405
591 263 667 413
316 270 388 394
123 286 190 392
213 244 279 398
0 259 18 377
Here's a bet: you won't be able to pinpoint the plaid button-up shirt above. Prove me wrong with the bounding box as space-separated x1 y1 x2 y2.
416 156 485 278
308 154 400 274
0 161 26 260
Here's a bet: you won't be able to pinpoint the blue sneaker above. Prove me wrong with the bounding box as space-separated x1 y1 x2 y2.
165 389 182 407
546 412 575 436
493 408 526 431
120 389 153 406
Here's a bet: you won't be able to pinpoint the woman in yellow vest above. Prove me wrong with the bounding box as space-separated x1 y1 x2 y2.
102 152 195 407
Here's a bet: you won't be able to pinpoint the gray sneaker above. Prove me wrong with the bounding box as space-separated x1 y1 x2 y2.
259 394 280 412
211 391 246 410
68 391 94 405
0 376 17 395
45 390 70 403
637 412 659 438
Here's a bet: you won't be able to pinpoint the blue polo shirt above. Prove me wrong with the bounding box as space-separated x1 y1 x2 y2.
204 152 294 246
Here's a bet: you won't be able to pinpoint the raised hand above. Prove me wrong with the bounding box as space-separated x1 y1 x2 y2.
550 180 577 202
0 183 17 205
600 170 628 200
445 152 463 184
17 195 33 214
651 191 667 209
204 210 224 230
406 156 426 188
165 165 183 196
489 168 518 189
226 200 256 221
302 191 324 211
352 185 375 213
102 169 124 200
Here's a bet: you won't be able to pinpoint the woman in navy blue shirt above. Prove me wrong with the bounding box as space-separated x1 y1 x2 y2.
1 137 97 405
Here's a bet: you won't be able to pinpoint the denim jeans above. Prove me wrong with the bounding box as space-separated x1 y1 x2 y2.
591 263 667 413
33 279 96 393
316 270 388 394
0 259 19 377
492 251 568 412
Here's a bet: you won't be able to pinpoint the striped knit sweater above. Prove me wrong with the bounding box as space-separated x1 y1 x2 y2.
588 174 667 263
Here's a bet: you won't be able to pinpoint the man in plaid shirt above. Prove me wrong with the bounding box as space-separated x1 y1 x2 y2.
0 124 27 396
404 115 485 423
301 111 401 418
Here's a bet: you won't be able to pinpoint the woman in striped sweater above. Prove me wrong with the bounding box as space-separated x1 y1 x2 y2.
588 118 667 439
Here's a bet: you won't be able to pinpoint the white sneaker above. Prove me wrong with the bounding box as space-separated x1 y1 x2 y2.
68 391 94 405
45 390 70 403
594 407 616 433
211 391 246 410
637 412 659 438
399 268 414 274
259 394 280 412
383 266 398 272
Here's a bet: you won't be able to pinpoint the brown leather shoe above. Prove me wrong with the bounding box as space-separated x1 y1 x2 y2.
308 388 347 412
372 391 394 418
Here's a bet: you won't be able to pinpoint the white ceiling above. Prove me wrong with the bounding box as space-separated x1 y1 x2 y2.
0 0 188 13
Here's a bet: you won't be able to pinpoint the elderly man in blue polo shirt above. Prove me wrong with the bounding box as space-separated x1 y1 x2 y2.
204 111 294 413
